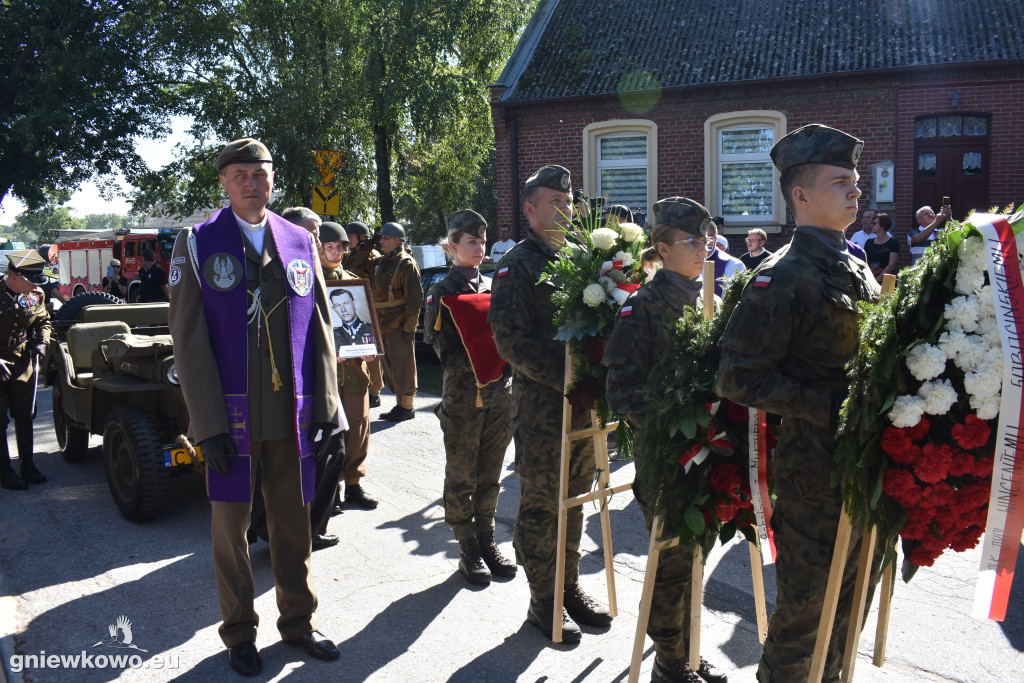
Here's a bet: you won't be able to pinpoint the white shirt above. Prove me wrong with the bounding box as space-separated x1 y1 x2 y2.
850 228 892 248
233 211 268 255
490 239 517 261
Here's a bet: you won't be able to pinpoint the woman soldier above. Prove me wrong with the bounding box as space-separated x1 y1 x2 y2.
424 209 516 586
603 198 728 683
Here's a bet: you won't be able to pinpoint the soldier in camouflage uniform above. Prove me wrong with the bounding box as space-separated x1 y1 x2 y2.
488 165 610 644
372 222 423 422
604 199 727 683
718 124 882 683
423 209 516 586
0 250 51 490
343 221 384 407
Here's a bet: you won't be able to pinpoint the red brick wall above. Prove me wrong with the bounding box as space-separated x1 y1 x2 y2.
491 65 1024 259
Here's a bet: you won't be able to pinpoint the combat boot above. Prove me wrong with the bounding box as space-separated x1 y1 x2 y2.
564 582 612 627
345 482 379 509
15 419 45 484
651 653 703 683
0 432 27 490
476 531 517 577
458 536 491 585
526 596 581 644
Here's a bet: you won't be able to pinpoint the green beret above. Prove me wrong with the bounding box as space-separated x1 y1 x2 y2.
525 164 571 193
447 209 487 240
652 197 713 237
770 124 863 173
346 221 370 238
216 138 273 171
5 249 47 285
319 221 349 244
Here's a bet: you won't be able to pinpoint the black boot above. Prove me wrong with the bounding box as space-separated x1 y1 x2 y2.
457 536 491 585
0 432 27 490
564 582 612 627
345 482 379 509
651 653 703 683
16 419 45 484
526 596 581 644
476 531 517 577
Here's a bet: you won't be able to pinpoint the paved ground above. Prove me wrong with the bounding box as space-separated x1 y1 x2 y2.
1 378 1022 682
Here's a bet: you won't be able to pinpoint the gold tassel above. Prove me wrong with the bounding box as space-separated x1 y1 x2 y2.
476 386 483 408
271 364 283 392
434 312 442 331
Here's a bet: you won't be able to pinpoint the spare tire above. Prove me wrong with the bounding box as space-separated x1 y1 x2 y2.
54 291 124 323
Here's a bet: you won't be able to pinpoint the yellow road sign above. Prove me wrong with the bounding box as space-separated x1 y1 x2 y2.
312 185 340 215
310 149 345 186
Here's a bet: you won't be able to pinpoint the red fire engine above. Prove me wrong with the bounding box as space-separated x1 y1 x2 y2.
56 229 178 301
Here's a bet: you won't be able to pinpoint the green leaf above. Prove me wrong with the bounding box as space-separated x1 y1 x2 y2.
683 505 706 536
681 414 697 440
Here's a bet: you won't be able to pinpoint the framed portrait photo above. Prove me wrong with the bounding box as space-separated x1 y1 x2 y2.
326 279 383 359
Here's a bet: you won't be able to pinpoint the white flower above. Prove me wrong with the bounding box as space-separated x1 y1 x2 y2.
955 266 985 295
955 335 997 373
889 395 926 429
582 283 606 307
905 343 947 381
964 364 1002 401
983 325 1002 350
619 223 644 244
971 395 1001 421
599 276 616 292
958 236 988 274
614 250 635 267
937 328 970 361
918 378 958 415
943 295 980 333
591 228 619 251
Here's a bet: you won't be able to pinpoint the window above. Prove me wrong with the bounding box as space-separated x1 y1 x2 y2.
583 120 657 222
704 111 787 231
915 114 989 138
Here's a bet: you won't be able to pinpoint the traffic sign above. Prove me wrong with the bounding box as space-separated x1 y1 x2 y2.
312 185 340 215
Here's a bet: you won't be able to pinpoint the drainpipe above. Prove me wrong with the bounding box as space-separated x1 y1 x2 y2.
503 107 521 241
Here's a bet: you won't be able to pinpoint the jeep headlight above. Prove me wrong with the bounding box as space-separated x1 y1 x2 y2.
166 364 179 385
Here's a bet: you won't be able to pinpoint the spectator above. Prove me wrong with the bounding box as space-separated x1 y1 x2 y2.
908 204 951 264
863 212 899 282
848 209 877 249
104 259 128 300
281 206 322 243
739 229 773 270
572 189 590 220
137 249 169 302
490 224 517 262
605 204 633 228
639 246 660 283
715 235 729 252
703 218 745 296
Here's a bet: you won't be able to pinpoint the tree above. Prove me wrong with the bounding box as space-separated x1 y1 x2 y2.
83 213 124 233
0 1 187 210
12 200 84 244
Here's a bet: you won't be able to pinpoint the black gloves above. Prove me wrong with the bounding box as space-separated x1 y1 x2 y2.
307 422 335 462
30 342 47 359
199 433 238 475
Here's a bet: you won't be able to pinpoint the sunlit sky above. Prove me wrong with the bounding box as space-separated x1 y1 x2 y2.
0 115 193 224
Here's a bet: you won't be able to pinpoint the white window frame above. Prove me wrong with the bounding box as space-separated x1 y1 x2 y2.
704 111 787 233
582 120 657 221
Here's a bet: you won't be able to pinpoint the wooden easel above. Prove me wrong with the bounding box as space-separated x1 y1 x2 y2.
628 263 769 681
809 273 898 682
552 347 634 642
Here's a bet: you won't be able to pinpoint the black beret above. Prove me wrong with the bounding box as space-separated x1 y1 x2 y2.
447 209 487 240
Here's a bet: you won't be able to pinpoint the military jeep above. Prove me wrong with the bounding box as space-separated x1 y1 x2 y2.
43 298 203 522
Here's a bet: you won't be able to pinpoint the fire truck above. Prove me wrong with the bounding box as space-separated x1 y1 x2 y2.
56 229 178 301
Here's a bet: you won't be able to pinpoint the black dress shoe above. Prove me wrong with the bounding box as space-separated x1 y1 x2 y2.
526 596 581 644
0 469 27 491
345 483 378 509
227 641 262 677
331 504 344 516
369 393 381 408
383 406 414 422
564 582 612 627
20 462 46 485
312 534 339 550
284 630 340 661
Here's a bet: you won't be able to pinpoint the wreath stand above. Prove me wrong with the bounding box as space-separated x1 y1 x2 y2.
552 346 634 642
808 273 898 682
628 263 769 682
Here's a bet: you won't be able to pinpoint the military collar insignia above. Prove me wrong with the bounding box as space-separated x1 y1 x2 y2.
286 259 314 297
204 253 243 291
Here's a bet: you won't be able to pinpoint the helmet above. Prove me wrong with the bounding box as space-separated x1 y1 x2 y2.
380 222 405 240
346 221 371 239
319 221 349 244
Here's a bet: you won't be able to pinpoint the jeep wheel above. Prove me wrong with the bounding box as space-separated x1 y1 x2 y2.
54 291 123 323
102 405 167 522
52 381 90 462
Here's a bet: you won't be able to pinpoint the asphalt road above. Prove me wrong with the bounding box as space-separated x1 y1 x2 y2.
1 379 1022 682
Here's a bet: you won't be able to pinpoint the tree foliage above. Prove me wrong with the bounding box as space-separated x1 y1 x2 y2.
0 0 185 210
10 198 85 244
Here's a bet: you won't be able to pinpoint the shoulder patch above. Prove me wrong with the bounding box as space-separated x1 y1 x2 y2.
620 305 633 317
426 294 433 304
753 275 772 288
496 266 509 278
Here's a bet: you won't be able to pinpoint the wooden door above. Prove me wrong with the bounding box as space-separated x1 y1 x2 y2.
912 114 990 224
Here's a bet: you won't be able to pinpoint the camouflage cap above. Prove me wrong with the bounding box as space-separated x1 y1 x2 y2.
447 209 487 241
652 197 713 237
346 221 371 238
215 138 273 171
525 164 571 193
5 249 48 285
770 124 863 173
319 221 349 244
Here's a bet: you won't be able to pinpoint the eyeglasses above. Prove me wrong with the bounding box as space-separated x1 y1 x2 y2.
668 237 713 251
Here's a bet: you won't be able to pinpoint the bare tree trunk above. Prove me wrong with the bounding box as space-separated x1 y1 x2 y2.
373 116 395 224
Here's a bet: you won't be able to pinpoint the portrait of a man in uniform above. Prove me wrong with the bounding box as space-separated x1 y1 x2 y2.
328 281 382 358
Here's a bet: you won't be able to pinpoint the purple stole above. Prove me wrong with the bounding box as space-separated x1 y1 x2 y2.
193 207 318 505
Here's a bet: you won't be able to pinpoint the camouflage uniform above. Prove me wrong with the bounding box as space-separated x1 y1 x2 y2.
372 246 422 409
604 269 714 662
719 226 881 682
424 267 512 540
488 230 595 600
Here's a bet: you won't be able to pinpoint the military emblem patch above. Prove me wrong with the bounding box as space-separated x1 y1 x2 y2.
169 265 182 287
203 253 243 291
286 259 314 297
559 172 570 190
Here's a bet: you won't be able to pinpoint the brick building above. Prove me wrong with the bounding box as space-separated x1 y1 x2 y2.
489 0 1024 258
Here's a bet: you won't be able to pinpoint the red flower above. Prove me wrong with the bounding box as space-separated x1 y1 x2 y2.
973 456 994 479
581 337 606 366
714 498 738 523
701 508 714 527
949 527 984 553
908 417 931 441
909 545 941 567
952 414 992 450
880 427 914 457
709 464 741 495
948 449 977 478
959 482 991 511
882 469 924 507
920 482 955 509
914 443 954 484
564 375 603 416
889 443 922 465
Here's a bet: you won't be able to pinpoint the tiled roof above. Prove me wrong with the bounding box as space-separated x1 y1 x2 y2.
500 0 1024 102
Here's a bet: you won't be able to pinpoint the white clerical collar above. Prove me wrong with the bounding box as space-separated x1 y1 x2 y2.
232 210 268 232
